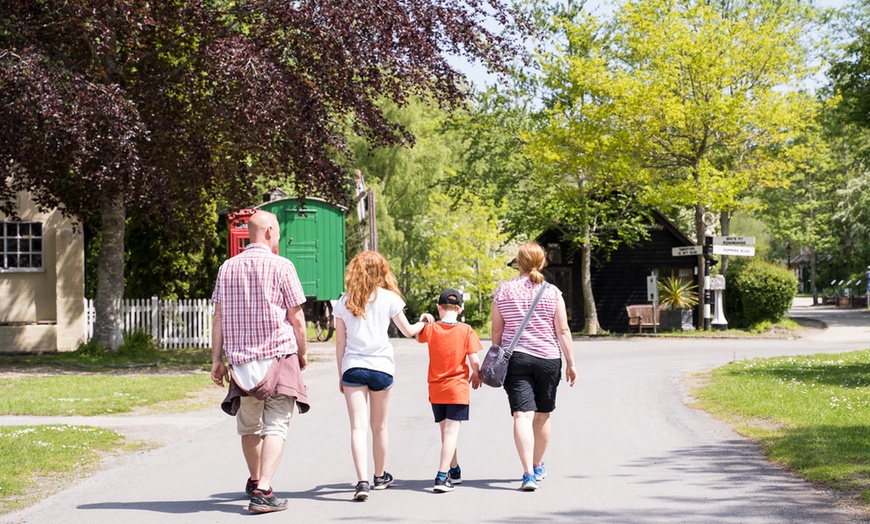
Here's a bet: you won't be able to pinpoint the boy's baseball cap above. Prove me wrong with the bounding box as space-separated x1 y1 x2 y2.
438 289 463 306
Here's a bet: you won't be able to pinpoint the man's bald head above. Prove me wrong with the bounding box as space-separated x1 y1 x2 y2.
248 210 279 251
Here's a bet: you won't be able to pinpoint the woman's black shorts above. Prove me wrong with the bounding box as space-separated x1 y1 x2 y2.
503 351 562 414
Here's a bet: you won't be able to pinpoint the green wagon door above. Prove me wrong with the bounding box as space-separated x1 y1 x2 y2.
260 198 346 301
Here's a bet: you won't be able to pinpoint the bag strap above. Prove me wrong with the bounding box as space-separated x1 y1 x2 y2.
505 281 550 355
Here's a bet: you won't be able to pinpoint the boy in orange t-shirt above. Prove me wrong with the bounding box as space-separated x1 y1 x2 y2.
417 289 482 493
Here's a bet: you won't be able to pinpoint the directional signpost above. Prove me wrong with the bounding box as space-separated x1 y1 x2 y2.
670 235 756 331
708 235 755 330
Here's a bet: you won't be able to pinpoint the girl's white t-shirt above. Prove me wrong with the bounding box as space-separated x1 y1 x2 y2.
334 288 405 376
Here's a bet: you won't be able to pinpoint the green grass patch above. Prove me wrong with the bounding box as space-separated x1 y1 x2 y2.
692 349 870 502
0 425 134 513
0 374 212 416
0 345 212 372
0 343 215 416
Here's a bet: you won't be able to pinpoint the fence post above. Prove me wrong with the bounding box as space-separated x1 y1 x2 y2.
151 296 159 342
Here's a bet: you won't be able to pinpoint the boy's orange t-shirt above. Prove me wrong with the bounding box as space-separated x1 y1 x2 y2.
417 321 483 404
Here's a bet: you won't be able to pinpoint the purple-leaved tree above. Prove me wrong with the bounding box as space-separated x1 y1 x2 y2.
0 0 525 351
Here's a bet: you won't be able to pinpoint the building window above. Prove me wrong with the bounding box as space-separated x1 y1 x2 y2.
1 222 43 271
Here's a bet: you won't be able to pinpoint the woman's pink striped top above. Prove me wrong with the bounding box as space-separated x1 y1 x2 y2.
493 275 563 359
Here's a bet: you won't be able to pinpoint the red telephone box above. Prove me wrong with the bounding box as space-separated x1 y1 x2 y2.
226 209 280 257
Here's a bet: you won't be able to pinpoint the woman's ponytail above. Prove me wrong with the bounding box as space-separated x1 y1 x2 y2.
516 242 547 283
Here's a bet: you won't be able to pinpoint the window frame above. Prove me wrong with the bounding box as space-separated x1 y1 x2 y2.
1 221 45 273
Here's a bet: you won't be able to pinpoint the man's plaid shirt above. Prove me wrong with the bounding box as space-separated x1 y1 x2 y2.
212 243 307 365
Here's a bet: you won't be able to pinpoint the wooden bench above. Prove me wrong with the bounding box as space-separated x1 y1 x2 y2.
626 304 661 333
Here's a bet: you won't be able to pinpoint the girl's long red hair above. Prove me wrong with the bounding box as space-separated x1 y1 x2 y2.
344 251 403 318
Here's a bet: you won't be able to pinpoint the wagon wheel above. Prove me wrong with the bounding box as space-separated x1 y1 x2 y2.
314 301 334 342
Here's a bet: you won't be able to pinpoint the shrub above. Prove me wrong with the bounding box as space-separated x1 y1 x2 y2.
725 259 797 328
75 338 106 357
118 329 161 359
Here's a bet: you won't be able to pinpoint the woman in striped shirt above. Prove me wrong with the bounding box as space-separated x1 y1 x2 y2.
491 242 577 491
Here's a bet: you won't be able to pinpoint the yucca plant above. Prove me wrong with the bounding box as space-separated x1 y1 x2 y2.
657 276 699 310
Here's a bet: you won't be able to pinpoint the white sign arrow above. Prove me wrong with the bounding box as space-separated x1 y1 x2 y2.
712 236 756 246
712 245 755 256
672 246 703 256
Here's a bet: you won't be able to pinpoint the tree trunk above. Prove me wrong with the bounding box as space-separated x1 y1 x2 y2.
810 244 819 306
93 193 126 352
580 226 599 335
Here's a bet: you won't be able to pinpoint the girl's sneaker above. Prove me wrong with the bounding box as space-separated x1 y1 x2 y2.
353 481 370 501
373 471 394 490
534 462 547 481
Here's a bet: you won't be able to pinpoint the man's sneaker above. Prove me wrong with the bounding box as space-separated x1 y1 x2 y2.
245 477 258 498
372 471 394 490
433 476 454 493
521 473 538 491
534 462 547 481
448 466 462 485
353 481 370 501
248 488 288 513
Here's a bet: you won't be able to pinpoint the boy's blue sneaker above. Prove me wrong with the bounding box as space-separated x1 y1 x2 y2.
534 462 547 481
521 473 538 491
434 476 454 493
448 466 462 485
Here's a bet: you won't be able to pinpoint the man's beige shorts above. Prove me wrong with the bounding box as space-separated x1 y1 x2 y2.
236 394 296 439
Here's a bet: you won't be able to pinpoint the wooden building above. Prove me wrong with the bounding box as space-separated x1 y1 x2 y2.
537 211 698 333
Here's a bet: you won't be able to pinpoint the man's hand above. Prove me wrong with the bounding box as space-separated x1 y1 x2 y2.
297 352 308 371
211 361 229 387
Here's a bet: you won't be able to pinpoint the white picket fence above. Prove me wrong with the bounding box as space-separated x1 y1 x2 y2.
85 298 214 349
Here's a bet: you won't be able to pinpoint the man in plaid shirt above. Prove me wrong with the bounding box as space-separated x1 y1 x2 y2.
211 209 309 513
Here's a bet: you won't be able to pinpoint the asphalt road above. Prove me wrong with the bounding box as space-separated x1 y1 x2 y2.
3 298 870 523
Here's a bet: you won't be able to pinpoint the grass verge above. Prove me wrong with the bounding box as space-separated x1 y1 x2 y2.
691 349 870 504
0 373 212 416
0 346 215 514
0 425 140 513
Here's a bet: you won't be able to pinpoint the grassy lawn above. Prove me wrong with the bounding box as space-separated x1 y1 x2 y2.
0 373 213 416
0 346 215 514
692 349 870 504
0 425 140 513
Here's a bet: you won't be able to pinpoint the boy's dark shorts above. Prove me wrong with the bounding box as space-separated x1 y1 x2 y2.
431 403 470 423
504 351 562 414
341 367 394 391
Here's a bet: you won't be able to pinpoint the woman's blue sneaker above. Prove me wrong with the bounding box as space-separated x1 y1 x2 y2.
521 473 538 491
534 462 547 481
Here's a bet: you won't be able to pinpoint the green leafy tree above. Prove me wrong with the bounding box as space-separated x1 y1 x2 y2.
414 192 515 326
521 4 651 334
603 0 817 323
759 98 865 304
347 98 469 313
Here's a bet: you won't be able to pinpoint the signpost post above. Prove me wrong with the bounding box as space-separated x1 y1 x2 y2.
670 235 756 331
